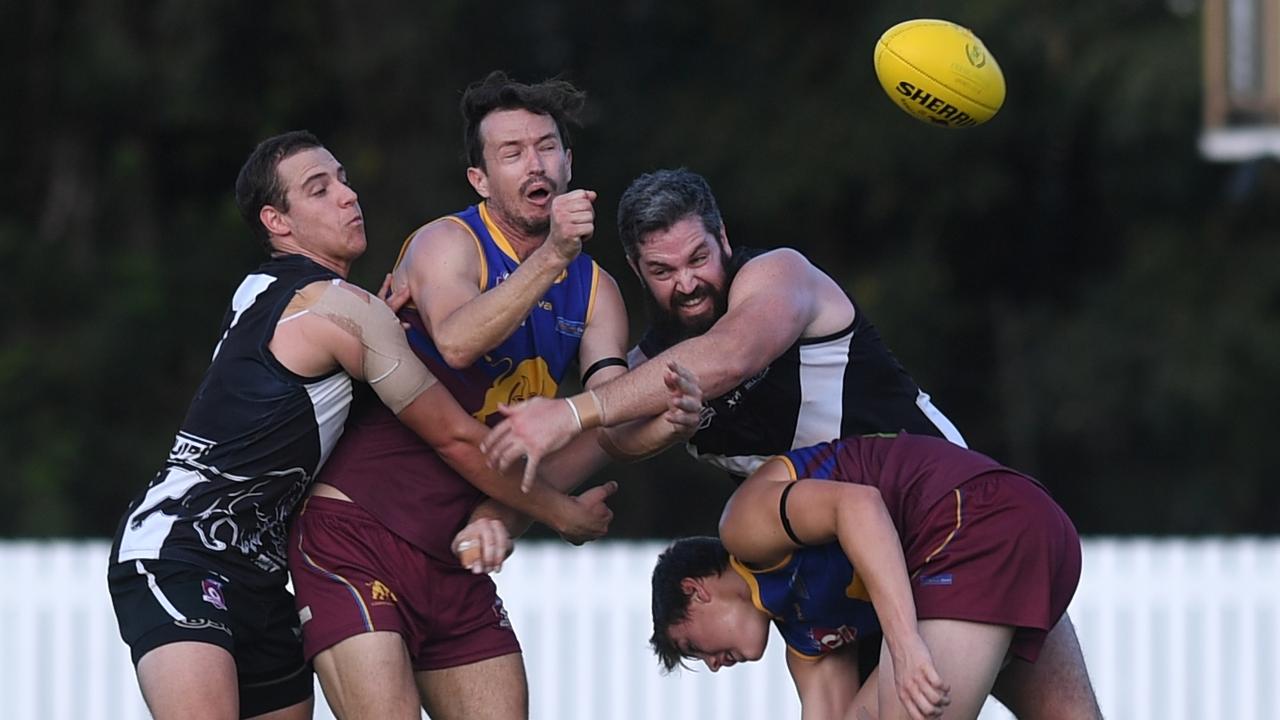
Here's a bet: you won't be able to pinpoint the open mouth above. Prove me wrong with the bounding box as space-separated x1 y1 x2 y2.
675 293 707 310
522 179 553 205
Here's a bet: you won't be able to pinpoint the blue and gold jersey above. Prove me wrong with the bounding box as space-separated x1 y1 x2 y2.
395 202 600 424
730 546 879 659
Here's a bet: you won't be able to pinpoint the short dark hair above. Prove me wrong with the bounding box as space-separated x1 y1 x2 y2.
617 168 725 261
460 71 586 169
650 536 731 672
235 130 323 253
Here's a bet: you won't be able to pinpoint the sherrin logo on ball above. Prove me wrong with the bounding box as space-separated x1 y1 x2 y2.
874 19 1005 128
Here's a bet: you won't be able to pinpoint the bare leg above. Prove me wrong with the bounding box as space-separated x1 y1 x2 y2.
312 631 420 720
991 614 1102 719
878 619 1015 720
137 642 241 720
415 652 528 720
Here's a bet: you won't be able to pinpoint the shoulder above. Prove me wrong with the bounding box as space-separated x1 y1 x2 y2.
734 247 816 282
721 249 824 315
408 214 480 254
592 263 621 292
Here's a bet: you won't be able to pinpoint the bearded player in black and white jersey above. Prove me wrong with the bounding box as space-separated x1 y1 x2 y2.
482 168 1100 719
106 131 525 720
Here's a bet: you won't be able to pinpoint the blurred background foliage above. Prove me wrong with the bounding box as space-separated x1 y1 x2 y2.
2 0 1278 539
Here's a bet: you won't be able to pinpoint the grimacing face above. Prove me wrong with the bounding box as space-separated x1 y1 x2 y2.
270 147 365 262
666 581 770 672
469 108 572 236
632 214 732 340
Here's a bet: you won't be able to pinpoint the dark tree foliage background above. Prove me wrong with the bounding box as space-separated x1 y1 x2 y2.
3 1 1278 539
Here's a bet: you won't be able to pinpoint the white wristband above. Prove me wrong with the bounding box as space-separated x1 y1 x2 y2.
565 397 583 431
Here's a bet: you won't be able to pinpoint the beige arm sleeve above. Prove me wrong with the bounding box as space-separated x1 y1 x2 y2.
308 280 436 414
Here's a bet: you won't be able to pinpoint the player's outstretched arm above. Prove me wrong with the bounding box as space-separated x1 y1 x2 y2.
480 249 820 476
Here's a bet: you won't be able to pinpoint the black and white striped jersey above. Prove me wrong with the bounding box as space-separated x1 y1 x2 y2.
634 248 965 480
112 254 353 581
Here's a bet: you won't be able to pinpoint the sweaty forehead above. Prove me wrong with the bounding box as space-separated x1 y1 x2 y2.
480 109 559 147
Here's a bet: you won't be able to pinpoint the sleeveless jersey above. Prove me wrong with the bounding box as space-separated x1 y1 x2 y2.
319 202 598 559
635 247 965 479
729 548 879 659
112 254 353 582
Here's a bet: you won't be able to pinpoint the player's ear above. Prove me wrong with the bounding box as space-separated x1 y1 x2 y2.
680 577 711 603
260 204 289 239
718 224 731 258
466 166 491 199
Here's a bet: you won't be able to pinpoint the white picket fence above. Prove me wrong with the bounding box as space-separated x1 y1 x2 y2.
1 538 1277 719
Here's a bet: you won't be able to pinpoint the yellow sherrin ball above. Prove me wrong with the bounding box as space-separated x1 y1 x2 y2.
874 19 1006 128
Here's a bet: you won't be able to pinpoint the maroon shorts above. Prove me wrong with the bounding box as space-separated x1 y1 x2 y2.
288 496 520 671
905 472 1081 662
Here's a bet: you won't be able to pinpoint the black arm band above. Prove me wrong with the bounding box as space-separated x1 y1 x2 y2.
581 356 628 385
779 481 808 547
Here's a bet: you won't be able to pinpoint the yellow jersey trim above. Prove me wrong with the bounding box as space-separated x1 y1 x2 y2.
586 261 601 324
786 645 823 661
775 455 800 481
728 556 781 620
478 202 520 264
911 488 963 579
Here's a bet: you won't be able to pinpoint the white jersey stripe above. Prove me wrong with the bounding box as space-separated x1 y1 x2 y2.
792 329 853 450
137 560 186 621
916 391 967 448
305 373 353 468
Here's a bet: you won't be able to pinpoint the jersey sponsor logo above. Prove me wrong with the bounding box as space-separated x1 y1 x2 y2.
554 317 585 338
696 404 716 430
169 432 214 463
201 578 228 611
369 580 398 604
918 573 954 586
474 356 558 424
812 624 859 652
174 618 232 636
538 300 554 312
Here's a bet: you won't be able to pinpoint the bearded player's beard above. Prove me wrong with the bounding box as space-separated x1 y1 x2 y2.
645 281 729 344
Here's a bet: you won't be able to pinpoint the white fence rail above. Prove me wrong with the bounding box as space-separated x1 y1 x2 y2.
1 538 1277 719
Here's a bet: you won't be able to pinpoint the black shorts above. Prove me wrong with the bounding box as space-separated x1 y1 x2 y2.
107 558 312 718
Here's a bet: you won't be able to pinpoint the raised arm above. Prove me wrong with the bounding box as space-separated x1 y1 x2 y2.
396 191 595 368
720 462 949 720
482 249 823 475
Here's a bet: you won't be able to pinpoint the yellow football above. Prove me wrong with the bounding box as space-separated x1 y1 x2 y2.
873 19 1005 128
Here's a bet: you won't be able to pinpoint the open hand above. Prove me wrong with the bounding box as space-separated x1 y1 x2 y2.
481 397 581 492
663 361 704 440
